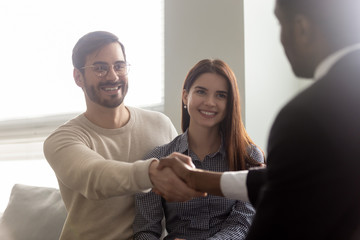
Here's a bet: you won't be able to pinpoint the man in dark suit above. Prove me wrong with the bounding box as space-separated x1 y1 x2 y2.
156 0 360 239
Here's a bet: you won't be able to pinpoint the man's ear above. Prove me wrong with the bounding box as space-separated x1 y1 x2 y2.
73 68 84 88
294 14 313 45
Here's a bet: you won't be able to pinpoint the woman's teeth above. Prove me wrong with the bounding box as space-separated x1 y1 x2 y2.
200 111 215 116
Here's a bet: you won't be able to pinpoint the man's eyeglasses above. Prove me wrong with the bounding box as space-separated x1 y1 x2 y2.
81 62 130 77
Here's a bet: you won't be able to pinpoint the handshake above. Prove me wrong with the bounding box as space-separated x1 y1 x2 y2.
148 152 224 202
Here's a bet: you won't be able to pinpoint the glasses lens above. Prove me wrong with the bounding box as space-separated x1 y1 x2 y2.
114 62 128 75
92 63 109 77
87 62 129 77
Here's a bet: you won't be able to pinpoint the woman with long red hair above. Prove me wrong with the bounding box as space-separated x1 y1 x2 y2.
134 59 264 239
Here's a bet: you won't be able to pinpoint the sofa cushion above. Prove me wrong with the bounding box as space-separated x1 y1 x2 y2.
0 184 66 240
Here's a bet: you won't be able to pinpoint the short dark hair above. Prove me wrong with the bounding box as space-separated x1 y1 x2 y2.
72 31 126 70
277 0 360 45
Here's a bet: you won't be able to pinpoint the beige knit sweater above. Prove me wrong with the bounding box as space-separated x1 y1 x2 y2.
43 106 177 240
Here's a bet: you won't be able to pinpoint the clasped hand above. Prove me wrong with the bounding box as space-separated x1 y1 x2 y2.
149 152 206 202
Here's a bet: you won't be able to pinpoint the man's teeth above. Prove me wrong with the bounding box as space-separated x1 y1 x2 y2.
104 87 119 91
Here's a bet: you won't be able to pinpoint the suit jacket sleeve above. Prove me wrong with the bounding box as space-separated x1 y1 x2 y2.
246 168 267 207
245 87 354 239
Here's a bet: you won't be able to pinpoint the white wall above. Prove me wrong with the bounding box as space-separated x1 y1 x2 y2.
164 0 311 152
243 0 300 150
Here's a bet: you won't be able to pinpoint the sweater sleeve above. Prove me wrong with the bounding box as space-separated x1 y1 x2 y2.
43 128 154 200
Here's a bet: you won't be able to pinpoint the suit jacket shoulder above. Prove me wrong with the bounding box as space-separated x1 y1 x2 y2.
246 50 360 240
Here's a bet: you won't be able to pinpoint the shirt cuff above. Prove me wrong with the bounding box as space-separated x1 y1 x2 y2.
220 170 249 202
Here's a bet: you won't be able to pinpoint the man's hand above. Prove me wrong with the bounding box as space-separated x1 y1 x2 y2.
149 154 206 202
158 152 225 197
157 152 200 189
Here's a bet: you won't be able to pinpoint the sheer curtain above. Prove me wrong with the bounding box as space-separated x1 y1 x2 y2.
0 0 164 211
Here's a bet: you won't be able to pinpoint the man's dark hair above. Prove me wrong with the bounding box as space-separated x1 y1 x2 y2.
72 31 126 70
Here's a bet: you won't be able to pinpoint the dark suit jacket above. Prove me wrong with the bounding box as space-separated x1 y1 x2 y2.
246 49 360 240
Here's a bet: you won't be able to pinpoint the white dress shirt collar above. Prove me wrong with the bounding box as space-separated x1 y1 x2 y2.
314 42 360 80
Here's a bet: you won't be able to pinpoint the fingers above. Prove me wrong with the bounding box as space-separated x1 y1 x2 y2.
170 152 194 167
160 173 206 202
158 157 189 171
158 152 195 170
149 152 207 202
150 163 206 202
158 157 192 183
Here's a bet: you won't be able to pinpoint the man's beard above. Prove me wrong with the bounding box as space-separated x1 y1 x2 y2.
84 78 128 108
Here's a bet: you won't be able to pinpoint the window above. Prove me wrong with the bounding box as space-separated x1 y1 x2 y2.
0 0 164 211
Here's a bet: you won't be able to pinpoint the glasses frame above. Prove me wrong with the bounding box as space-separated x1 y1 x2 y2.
80 61 131 77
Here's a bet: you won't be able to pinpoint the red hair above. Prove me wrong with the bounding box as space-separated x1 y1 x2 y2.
181 59 263 170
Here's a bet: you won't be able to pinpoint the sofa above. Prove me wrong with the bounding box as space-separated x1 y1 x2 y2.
0 184 167 239
0 184 66 240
